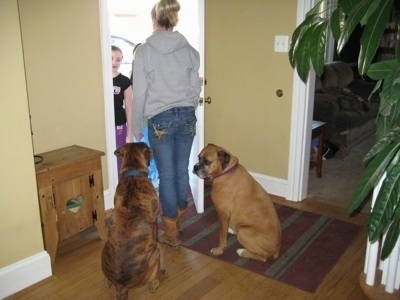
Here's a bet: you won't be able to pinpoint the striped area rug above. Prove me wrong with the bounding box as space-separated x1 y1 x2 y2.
174 190 362 293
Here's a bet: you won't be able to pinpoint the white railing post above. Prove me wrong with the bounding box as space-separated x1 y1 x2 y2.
363 172 400 293
384 236 400 293
365 240 380 285
364 173 385 286
395 254 400 289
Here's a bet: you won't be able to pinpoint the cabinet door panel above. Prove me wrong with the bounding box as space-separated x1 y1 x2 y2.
53 175 94 241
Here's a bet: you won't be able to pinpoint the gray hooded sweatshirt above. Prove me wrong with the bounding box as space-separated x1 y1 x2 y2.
132 30 201 140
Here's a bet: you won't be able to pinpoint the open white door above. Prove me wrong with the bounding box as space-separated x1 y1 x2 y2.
177 0 205 213
101 0 205 212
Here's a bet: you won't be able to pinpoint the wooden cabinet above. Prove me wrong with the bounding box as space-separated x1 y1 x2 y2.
35 145 107 263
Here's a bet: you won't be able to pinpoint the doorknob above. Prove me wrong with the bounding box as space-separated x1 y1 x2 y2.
198 97 212 106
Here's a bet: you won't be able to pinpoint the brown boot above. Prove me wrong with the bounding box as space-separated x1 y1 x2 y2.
158 216 181 248
177 206 187 233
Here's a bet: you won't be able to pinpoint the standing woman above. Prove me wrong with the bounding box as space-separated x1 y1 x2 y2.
132 0 201 248
112 45 133 179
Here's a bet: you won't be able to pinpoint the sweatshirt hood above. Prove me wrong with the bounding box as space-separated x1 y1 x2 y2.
146 30 188 54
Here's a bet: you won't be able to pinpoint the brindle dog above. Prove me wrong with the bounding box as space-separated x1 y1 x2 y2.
101 142 166 300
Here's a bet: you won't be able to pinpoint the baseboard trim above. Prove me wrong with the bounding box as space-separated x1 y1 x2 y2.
250 171 288 199
0 251 52 299
104 174 290 209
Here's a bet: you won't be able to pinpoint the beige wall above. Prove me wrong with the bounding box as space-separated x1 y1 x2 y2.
0 0 44 267
18 0 108 188
0 0 107 269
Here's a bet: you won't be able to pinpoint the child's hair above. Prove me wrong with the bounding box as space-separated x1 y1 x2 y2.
112 45 122 54
152 0 180 29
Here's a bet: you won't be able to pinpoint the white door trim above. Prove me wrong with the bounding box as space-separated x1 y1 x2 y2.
188 0 205 213
99 0 118 210
286 0 315 201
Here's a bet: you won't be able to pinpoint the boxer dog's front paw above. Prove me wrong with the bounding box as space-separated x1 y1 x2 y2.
210 247 224 256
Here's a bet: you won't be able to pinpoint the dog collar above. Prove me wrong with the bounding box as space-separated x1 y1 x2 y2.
121 170 148 178
214 161 239 178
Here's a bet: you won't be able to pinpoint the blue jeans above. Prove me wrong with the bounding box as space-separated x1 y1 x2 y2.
148 106 197 219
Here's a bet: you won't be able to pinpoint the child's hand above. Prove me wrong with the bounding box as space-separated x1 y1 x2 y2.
134 132 144 141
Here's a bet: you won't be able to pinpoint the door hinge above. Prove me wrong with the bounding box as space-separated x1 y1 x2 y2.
89 174 94 187
92 210 97 222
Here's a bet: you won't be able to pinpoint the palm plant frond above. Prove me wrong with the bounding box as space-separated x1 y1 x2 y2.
348 140 400 214
293 24 314 81
330 8 343 41
381 62 400 104
368 160 400 242
310 21 329 76
336 0 372 54
358 0 394 75
363 127 400 164
380 204 400 259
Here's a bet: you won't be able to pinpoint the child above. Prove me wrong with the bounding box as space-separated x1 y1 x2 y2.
112 45 133 179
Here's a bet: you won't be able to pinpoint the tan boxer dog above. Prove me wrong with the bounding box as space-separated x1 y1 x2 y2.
193 143 282 262
101 142 166 300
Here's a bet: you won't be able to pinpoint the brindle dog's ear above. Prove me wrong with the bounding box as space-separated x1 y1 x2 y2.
114 146 124 159
144 148 153 166
217 150 231 170
135 142 152 165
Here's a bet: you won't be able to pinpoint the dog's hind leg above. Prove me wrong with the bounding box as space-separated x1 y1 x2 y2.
236 249 267 262
145 249 166 292
236 229 276 262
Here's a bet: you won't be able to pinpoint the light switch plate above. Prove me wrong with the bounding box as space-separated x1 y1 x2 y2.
274 35 289 52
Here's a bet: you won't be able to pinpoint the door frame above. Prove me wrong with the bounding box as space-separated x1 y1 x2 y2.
286 0 315 201
98 0 205 210
187 0 205 213
99 0 117 209
287 0 336 201
99 0 315 206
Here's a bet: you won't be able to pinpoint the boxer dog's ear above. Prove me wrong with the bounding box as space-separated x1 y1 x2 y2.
217 150 231 170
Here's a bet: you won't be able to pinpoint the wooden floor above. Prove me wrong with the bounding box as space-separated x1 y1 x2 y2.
6 195 400 299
